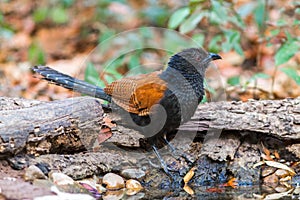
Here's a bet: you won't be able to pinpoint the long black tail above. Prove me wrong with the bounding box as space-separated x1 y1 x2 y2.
32 66 112 102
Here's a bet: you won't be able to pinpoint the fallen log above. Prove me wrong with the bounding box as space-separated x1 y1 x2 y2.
181 97 300 140
0 97 105 158
0 97 299 159
1 96 299 187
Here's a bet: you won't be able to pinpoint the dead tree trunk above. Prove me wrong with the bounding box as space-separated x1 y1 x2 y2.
181 98 300 140
0 97 105 158
0 97 299 159
1 96 300 185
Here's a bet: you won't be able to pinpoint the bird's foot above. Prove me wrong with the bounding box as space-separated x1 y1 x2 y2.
152 145 170 175
162 138 194 165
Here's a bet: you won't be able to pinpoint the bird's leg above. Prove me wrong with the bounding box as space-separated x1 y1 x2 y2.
163 135 194 165
152 144 185 190
152 145 170 175
162 137 176 154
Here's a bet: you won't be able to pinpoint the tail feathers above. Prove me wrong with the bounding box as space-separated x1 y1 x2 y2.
32 66 112 102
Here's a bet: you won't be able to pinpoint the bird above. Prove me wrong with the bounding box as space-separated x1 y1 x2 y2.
32 48 221 174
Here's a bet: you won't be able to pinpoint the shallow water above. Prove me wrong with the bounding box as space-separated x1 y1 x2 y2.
140 185 299 200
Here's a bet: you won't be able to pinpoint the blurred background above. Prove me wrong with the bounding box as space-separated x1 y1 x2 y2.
0 0 299 101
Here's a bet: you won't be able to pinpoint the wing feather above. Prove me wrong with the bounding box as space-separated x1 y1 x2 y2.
104 71 167 116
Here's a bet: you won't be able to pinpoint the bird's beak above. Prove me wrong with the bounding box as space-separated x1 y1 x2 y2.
209 52 222 60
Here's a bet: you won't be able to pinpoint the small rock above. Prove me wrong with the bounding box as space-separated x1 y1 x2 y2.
34 186 95 200
263 173 278 185
126 189 139 196
125 179 143 196
102 173 125 190
33 179 53 188
121 169 145 179
262 167 276 177
78 178 106 195
103 189 125 200
279 176 291 182
24 165 47 181
275 169 289 178
294 185 300 195
275 185 289 193
49 172 74 185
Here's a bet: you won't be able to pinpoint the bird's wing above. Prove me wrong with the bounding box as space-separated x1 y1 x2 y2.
104 71 167 116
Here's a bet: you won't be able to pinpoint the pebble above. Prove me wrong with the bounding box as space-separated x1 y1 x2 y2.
103 189 125 200
294 186 300 195
275 169 289 178
261 167 276 177
24 165 47 181
279 176 291 182
275 185 289 193
125 179 143 196
102 173 125 190
49 172 75 185
263 173 278 184
121 169 145 179
78 178 106 194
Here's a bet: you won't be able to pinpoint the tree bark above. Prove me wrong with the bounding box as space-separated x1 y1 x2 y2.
0 97 299 159
180 97 300 140
0 97 105 158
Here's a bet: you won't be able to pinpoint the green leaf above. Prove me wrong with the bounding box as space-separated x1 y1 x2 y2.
275 40 300 66
270 29 280 36
141 6 169 26
33 7 48 23
280 67 300 85
201 95 207 103
104 68 122 80
168 7 190 29
128 54 140 70
252 73 270 79
204 79 216 94
222 30 243 55
99 29 115 43
84 62 102 86
247 72 270 85
179 12 205 34
208 10 223 25
234 43 244 56
229 15 245 29
237 2 256 18
190 0 205 3
139 27 154 39
50 7 68 24
276 19 287 27
192 33 205 46
28 43 45 64
0 27 14 39
293 19 300 25
254 1 266 30
211 0 228 22
61 0 74 7
227 76 240 86
0 12 3 23
105 55 125 70
208 35 222 52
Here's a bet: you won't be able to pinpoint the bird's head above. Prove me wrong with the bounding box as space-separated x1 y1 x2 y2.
168 48 221 76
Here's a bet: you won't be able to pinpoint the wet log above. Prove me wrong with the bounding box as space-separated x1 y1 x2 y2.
0 97 299 160
0 97 105 158
180 97 300 140
1 97 299 185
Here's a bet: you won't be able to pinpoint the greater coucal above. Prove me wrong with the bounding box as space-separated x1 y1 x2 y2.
32 48 221 173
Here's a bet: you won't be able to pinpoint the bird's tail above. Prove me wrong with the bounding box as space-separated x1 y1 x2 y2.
32 66 112 102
